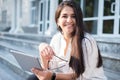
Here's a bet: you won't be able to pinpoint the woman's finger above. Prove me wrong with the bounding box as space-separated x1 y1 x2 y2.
31 68 52 80
31 68 43 76
39 43 49 52
43 46 54 56
31 68 44 80
47 46 54 56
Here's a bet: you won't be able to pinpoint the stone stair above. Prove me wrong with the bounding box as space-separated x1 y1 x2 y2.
0 61 25 80
0 50 29 80
104 68 120 80
95 36 120 80
95 37 120 73
0 32 120 80
0 32 51 80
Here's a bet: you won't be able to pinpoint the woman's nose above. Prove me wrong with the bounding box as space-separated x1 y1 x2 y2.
67 17 73 23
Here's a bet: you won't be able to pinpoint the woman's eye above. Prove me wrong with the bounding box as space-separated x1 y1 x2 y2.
72 15 76 18
62 15 67 18
61 15 75 18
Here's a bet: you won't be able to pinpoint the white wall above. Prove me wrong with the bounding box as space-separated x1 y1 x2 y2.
21 0 30 27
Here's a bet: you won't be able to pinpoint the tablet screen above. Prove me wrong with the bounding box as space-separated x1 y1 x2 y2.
10 50 42 72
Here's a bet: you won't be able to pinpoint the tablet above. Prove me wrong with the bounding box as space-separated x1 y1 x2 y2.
10 50 42 72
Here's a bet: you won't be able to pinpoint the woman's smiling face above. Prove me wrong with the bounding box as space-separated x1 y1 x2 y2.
57 6 76 37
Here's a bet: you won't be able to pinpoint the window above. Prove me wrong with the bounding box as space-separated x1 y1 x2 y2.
84 20 97 34
38 0 50 34
31 1 37 25
103 20 114 34
40 3 43 21
47 0 50 20
119 19 120 34
59 0 62 4
40 24 42 31
81 0 120 36
82 0 98 34
45 0 50 30
39 1 44 34
83 0 98 18
104 0 115 16
102 0 118 35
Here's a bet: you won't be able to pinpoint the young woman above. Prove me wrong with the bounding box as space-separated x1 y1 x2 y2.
31 1 107 80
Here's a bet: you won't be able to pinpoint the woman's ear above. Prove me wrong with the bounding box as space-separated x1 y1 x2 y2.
56 18 59 25
57 23 60 29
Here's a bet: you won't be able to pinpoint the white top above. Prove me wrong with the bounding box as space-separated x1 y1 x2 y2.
49 32 107 80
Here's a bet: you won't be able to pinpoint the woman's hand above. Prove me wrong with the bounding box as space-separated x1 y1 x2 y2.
39 43 54 61
31 68 52 80
31 68 77 80
39 43 54 69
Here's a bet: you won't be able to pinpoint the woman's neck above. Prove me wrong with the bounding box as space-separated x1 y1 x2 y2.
63 34 71 56
63 34 71 41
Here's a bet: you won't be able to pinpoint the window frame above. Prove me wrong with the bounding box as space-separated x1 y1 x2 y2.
81 0 120 37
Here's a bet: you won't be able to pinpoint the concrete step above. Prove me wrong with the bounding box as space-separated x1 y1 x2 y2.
0 37 39 56
0 46 120 80
0 32 120 80
0 32 51 43
0 51 31 79
1 39 120 73
102 53 120 72
96 39 120 55
0 36 39 52
0 35 40 79
104 68 120 80
0 60 26 80
0 49 120 80
0 51 120 80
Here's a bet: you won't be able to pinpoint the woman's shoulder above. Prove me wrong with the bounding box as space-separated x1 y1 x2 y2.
52 32 62 40
84 32 96 42
53 32 62 37
50 32 62 43
83 32 97 46
50 32 62 51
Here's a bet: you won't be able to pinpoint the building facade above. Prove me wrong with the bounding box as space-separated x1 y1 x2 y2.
0 0 120 37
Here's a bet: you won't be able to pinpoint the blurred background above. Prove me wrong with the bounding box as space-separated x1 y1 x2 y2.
0 0 120 80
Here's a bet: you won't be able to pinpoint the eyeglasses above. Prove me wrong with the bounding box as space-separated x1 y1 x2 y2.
49 54 69 70
53 54 68 62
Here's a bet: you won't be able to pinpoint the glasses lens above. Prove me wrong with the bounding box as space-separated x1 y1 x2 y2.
49 60 68 70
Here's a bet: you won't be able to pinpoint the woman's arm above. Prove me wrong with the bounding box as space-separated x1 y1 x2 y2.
40 54 49 70
31 68 76 80
56 72 76 80
82 35 99 78
39 43 54 70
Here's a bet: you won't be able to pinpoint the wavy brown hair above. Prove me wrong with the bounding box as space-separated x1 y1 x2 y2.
55 1 102 78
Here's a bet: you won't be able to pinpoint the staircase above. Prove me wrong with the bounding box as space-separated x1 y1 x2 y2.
96 37 120 72
0 62 25 80
95 36 120 80
0 32 120 80
0 32 51 80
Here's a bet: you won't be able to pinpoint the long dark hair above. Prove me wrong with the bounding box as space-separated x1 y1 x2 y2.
55 1 102 78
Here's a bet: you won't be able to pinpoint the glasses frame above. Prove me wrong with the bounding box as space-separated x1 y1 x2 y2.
48 54 69 70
